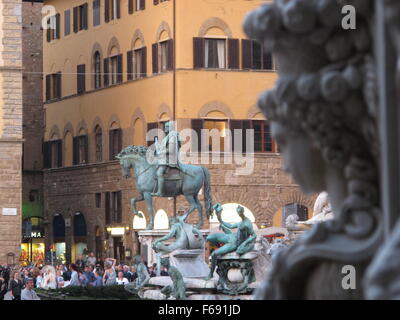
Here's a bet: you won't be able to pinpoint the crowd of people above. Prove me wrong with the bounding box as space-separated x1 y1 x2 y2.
0 252 169 300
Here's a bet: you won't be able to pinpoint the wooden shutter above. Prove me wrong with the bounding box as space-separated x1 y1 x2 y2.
117 191 122 223
46 18 51 42
193 37 205 69
242 39 252 69
45 75 51 101
43 141 51 168
147 122 158 146
129 0 134 14
77 64 86 94
242 120 251 153
140 0 145 10
105 0 110 22
83 3 88 30
263 51 273 70
117 54 123 83
105 192 111 224
228 39 239 69
117 128 122 154
116 0 121 19
127 50 133 81
103 58 109 86
141 46 147 77
152 43 158 74
84 135 89 163
73 6 78 32
230 120 242 153
73 137 79 165
55 72 62 99
167 39 174 71
109 130 114 160
191 119 203 152
56 140 63 167
55 14 60 39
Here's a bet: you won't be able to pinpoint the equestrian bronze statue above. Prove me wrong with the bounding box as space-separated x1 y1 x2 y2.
117 121 212 230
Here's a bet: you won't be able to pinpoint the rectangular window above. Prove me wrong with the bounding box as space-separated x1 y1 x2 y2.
73 3 88 32
134 49 143 79
111 192 122 223
109 129 122 160
47 14 60 42
46 72 62 101
159 41 168 72
110 55 118 84
77 64 86 94
43 140 63 168
95 193 102 208
73 135 89 165
154 40 172 74
93 0 101 26
128 48 146 80
252 120 275 152
95 129 103 162
205 39 226 69
106 0 120 21
147 122 160 147
64 10 70 36
242 39 274 71
204 120 227 152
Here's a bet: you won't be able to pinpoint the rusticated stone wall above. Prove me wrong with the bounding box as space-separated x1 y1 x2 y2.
0 0 23 265
43 153 315 264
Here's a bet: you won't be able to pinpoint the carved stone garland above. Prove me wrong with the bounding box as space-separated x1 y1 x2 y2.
244 0 382 299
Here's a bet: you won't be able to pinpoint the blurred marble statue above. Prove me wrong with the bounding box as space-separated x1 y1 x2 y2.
267 239 288 258
363 0 400 300
206 203 256 280
286 192 334 231
152 213 204 254
245 0 382 299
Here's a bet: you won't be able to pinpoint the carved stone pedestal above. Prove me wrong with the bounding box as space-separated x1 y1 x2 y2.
168 249 210 278
138 230 210 267
216 251 260 295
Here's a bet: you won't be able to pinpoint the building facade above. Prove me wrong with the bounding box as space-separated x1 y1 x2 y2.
0 0 23 265
42 0 315 264
21 0 44 266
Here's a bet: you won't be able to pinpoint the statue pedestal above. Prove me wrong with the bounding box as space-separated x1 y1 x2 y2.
216 248 271 295
168 249 210 278
138 229 210 267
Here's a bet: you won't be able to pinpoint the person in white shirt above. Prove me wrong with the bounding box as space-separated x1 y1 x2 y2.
116 271 129 285
21 278 40 300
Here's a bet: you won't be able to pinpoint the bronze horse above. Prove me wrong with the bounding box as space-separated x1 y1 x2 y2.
117 146 212 230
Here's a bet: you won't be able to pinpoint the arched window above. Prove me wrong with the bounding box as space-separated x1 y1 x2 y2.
73 212 87 237
282 203 308 225
154 209 169 230
209 203 255 225
94 51 101 89
53 215 66 238
133 211 146 230
95 125 103 162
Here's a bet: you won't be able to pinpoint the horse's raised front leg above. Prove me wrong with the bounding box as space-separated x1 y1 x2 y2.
143 192 154 230
131 193 144 217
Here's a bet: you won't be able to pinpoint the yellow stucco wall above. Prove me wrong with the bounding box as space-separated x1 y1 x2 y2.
44 0 275 147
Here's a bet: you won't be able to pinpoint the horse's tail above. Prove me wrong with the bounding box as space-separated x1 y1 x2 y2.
202 167 213 219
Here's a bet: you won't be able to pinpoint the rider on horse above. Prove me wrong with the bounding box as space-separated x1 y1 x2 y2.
152 121 184 197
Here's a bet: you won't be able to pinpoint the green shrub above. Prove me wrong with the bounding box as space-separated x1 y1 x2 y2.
35 285 135 300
